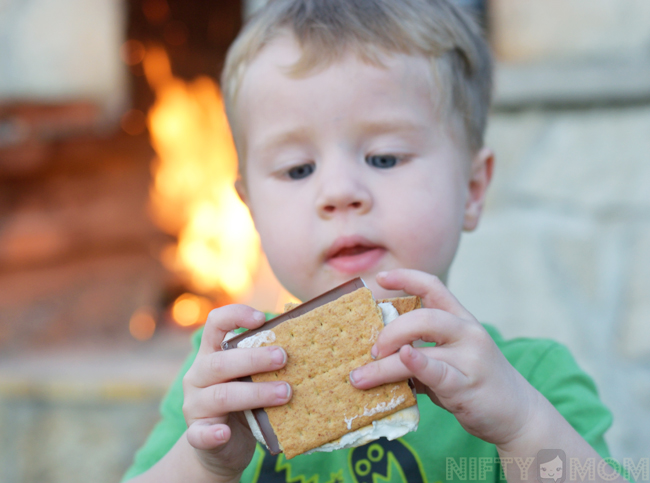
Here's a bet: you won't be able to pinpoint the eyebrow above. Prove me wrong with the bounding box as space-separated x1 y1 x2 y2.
252 127 312 157
352 119 429 141
357 119 424 133
251 118 427 159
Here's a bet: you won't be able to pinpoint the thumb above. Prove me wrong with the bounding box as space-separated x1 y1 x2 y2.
186 420 232 450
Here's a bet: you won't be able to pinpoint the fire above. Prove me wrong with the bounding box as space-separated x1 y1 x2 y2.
141 45 298 327
144 46 259 299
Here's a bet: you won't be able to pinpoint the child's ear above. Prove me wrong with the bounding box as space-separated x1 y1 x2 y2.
463 146 494 231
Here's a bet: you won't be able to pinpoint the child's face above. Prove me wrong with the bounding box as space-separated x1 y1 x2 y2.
236 34 491 301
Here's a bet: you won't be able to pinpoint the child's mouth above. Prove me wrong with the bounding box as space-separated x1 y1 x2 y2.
325 239 386 274
333 246 374 257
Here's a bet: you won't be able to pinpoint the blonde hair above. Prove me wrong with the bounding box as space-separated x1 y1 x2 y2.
222 0 492 159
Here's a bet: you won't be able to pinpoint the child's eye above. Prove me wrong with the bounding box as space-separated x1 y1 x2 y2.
366 154 398 168
287 163 315 179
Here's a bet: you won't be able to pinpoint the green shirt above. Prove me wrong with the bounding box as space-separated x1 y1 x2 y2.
122 324 613 483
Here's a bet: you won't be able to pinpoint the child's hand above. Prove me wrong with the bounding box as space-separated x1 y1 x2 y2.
349 269 540 449
181 305 291 480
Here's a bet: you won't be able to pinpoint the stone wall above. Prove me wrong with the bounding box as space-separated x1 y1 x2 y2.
0 0 126 119
0 332 192 483
449 0 650 464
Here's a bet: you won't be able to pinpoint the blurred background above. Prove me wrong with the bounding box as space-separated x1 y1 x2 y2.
0 0 648 481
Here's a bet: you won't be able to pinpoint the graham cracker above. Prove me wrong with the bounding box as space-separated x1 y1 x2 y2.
283 301 301 312
252 287 417 459
377 296 422 315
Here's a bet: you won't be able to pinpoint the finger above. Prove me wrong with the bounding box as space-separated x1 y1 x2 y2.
372 308 464 359
199 305 267 356
376 269 472 319
349 352 411 389
188 346 287 387
350 345 462 391
398 345 466 393
190 381 292 417
186 420 232 450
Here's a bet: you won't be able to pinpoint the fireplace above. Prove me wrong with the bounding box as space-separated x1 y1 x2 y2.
0 0 298 354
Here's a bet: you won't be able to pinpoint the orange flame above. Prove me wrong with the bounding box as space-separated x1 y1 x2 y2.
144 46 259 298
142 46 298 322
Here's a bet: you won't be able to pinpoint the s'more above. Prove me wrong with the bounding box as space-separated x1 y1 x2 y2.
222 278 421 459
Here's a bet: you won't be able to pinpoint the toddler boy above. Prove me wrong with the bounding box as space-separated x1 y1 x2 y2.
123 0 621 481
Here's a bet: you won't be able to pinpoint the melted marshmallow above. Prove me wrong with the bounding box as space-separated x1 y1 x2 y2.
238 330 276 348
344 394 407 429
306 404 419 454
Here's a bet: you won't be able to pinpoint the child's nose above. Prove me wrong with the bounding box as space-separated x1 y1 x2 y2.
316 175 372 219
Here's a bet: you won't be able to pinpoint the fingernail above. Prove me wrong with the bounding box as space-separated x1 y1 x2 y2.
349 369 361 385
377 271 388 279
270 347 286 365
215 428 225 440
252 311 266 323
275 382 291 399
371 345 378 360
402 344 415 358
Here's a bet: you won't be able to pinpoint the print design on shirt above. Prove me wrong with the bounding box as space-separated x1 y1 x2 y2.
349 439 427 483
254 446 340 483
253 439 426 483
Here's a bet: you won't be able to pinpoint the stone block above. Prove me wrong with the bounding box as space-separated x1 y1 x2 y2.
490 0 650 63
483 110 552 208
449 209 622 352
609 370 650 459
493 60 650 110
0 331 190 483
0 397 161 483
619 225 650 360
507 107 650 212
0 0 126 115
